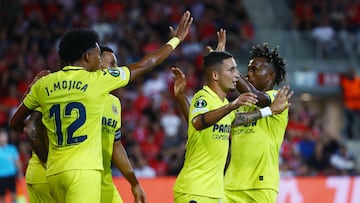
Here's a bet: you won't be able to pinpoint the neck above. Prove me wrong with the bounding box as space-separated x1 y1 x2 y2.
207 83 227 101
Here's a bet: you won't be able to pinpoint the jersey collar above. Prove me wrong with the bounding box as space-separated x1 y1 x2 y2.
203 86 219 98
62 66 87 71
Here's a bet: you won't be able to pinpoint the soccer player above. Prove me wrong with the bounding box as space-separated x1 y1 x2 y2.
172 51 259 203
9 11 192 203
99 46 145 203
224 44 289 203
172 31 292 203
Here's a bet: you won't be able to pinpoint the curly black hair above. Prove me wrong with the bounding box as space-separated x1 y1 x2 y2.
251 43 286 85
58 28 100 65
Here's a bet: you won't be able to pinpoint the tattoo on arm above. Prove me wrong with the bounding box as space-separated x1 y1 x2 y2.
232 110 262 127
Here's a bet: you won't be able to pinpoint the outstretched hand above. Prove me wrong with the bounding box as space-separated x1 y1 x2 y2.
172 67 186 98
270 85 293 114
168 11 193 42
206 28 226 53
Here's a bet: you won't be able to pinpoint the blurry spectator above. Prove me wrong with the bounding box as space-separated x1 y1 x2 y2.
160 106 182 149
340 67 360 139
330 143 357 175
295 132 316 164
311 16 337 58
313 135 340 175
91 13 114 42
133 157 156 178
0 128 23 203
142 70 168 104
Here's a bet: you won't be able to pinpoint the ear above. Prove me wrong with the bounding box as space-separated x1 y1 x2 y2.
83 52 90 63
212 70 219 81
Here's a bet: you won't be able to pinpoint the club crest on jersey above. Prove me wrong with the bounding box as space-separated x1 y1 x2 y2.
112 104 118 115
108 68 120 77
194 99 207 108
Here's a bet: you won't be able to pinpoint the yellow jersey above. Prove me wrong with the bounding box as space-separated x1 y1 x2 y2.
173 86 235 198
224 90 288 192
23 65 130 176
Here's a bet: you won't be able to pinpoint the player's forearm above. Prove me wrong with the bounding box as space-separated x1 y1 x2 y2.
112 142 139 186
129 38 180 81
236 77 271 107
232 110 262 127
27 111 48 162
192 103 233 130
175 93 190 122
9 104 31 132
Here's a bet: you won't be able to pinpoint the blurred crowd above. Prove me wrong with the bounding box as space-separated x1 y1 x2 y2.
287 0 360 58
0 0 358 178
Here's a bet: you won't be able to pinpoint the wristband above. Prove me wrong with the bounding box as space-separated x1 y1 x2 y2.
259 106 272 118
166 37 180 49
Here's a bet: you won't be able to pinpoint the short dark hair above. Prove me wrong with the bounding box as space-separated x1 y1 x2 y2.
58 28 100 64
203 51 234 72
100 46 114 54
251 43 286 85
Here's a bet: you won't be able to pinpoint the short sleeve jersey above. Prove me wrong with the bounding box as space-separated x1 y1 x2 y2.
224 90 288 192
101 94 121 190
23 66 130 176
173 86 235 198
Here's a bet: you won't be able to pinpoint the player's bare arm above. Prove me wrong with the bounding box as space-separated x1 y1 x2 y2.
192 92 258 130
9 70 50 132
24 111 49 163
128 11 193 81
232 85 293 127
172 67 189 121
112 141 146 203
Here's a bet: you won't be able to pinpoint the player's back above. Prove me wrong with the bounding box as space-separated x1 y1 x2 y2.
23 65 130 176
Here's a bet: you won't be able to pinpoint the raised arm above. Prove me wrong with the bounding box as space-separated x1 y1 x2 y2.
112 140 146 203
128 11 193 81
172 67 190 121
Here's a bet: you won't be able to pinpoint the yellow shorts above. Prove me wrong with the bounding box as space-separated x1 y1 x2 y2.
27 183 55 203
101 184 123 203
174 191 222 203
224 189 277 203
47 169 101 203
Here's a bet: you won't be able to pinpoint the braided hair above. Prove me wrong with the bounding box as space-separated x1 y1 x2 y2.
251 43 286 85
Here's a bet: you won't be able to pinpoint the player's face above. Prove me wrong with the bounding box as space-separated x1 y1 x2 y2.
100 51 117 69
247 57 274 91
217 57 240 92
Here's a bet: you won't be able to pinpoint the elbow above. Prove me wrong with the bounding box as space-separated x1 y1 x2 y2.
191 117 204 131
8 117 21 132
